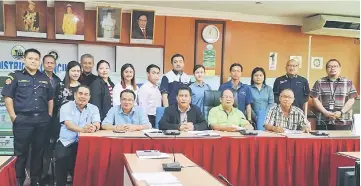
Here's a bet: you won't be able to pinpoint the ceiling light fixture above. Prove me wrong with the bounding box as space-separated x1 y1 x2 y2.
255 1 262 4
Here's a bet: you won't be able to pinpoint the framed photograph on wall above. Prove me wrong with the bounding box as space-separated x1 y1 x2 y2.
55 1 85 40
96 7 122 42
130 9 155 44
0 1 4 36
16 0 47 38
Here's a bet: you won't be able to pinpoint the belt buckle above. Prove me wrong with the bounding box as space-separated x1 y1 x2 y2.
33 113 39 117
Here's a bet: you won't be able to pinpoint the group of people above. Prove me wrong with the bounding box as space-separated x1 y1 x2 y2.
1 49 357 186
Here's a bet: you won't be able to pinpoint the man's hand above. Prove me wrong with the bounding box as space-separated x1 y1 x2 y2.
88 124 97 133
126 125 142 132
324 111 336 119
303 127 311 133
81 124 93 133
10 115 16 123
179 123 194 131
115 125 127 132
223 126 239 132
272 126 284 133
334 111 342 119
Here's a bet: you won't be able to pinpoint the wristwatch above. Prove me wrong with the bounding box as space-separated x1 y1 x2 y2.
340 110 344 117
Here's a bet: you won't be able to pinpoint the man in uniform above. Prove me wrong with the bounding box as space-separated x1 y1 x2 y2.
1 48 54 186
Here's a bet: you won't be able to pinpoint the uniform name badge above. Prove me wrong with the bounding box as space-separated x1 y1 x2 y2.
329 100 335 111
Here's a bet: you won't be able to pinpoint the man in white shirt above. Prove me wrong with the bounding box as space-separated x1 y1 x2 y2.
138 64 162 127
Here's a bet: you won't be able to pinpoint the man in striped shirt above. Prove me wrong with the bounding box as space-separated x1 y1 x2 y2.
310 59 358 130
264 89 311 133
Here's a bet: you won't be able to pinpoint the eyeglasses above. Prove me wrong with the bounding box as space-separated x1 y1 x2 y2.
326 65 340 69
222 96 234 99
287 64 299 68
281 95 294 99
121 98 134 102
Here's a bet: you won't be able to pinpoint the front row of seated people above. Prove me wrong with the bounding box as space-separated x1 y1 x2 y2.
56 85 310 185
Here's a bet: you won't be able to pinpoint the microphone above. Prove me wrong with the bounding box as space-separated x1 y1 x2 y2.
218 174 232 186
143 133 181 171
309 110 329 136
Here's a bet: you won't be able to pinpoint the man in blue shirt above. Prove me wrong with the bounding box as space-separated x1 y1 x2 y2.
160 54 190 107
55 85 100 186
219 63 253 121
102 89 151 132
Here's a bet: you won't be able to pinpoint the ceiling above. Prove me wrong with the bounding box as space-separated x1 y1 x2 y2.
93 1 360 18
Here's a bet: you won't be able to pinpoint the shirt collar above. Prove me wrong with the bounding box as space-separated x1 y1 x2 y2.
251 84 265 88
178 105 191 113
119 106 136 115
194 81 205 87
218 104 234 112
146 80 157 88
83 72 93 76
326 76 342 82
285 74 298 78
74 102 88 112
172 69 183 76
22 68 40 76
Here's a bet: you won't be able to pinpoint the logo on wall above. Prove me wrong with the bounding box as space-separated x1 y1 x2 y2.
11 45 26 60
48 50 59 60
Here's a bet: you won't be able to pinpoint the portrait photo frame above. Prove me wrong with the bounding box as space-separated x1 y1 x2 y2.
96 7 122 43
130 9 155 44
16 0 47 38
55 1 85 40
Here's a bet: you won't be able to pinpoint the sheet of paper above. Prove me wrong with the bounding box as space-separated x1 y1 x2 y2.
142 129 162 133
283 129 303 134
133 172 180 185
138 153 170 159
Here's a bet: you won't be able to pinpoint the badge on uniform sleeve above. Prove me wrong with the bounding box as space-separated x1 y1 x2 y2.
5 78 11 85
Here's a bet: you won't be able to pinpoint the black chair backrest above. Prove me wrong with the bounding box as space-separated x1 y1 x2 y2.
203 90 238 120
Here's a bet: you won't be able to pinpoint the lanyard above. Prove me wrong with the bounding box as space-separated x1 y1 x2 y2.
329 81 338 101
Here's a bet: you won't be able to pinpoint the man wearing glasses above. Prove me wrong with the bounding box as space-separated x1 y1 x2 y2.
273 59 310 111
264 89 311 133
310 59 358 130
102 89 152 132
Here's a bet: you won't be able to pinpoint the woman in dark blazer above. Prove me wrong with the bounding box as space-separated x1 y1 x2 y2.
89 60 114 121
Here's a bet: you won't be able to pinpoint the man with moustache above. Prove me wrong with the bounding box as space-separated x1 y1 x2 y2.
160 54 190 107
137 64 162 128
42 54 61 89
310 59 358 130
79 54 97 86
55 85 100 186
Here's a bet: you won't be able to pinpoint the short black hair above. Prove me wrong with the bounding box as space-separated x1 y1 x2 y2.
326 59 341 68
75 85 91 94
96 60 110 70
42 54 56 63
229 63 243 72
120 89 136 100
146 64 160 73
193 64 205 74
220 88 234 97
251 67 266 85
24 48 41 58
177 86 192 96
171 53 184 64
138 14 148 20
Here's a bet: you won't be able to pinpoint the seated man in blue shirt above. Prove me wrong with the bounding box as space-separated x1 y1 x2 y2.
102 89 151 132
55 85 101 186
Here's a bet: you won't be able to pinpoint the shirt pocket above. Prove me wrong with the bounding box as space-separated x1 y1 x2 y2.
17 82 31 98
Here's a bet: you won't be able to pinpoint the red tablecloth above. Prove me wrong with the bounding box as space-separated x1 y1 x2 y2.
287 138 360 186
0 157 17 186
329 152 359 186
73 136 288 186
73 137 224 186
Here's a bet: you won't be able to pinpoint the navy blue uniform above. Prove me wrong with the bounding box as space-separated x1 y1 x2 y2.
273 75 310 110
1 69 53 185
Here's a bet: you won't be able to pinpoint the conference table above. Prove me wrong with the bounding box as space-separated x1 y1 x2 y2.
123 153 224 186
71 130 359 186
329 151 360 186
